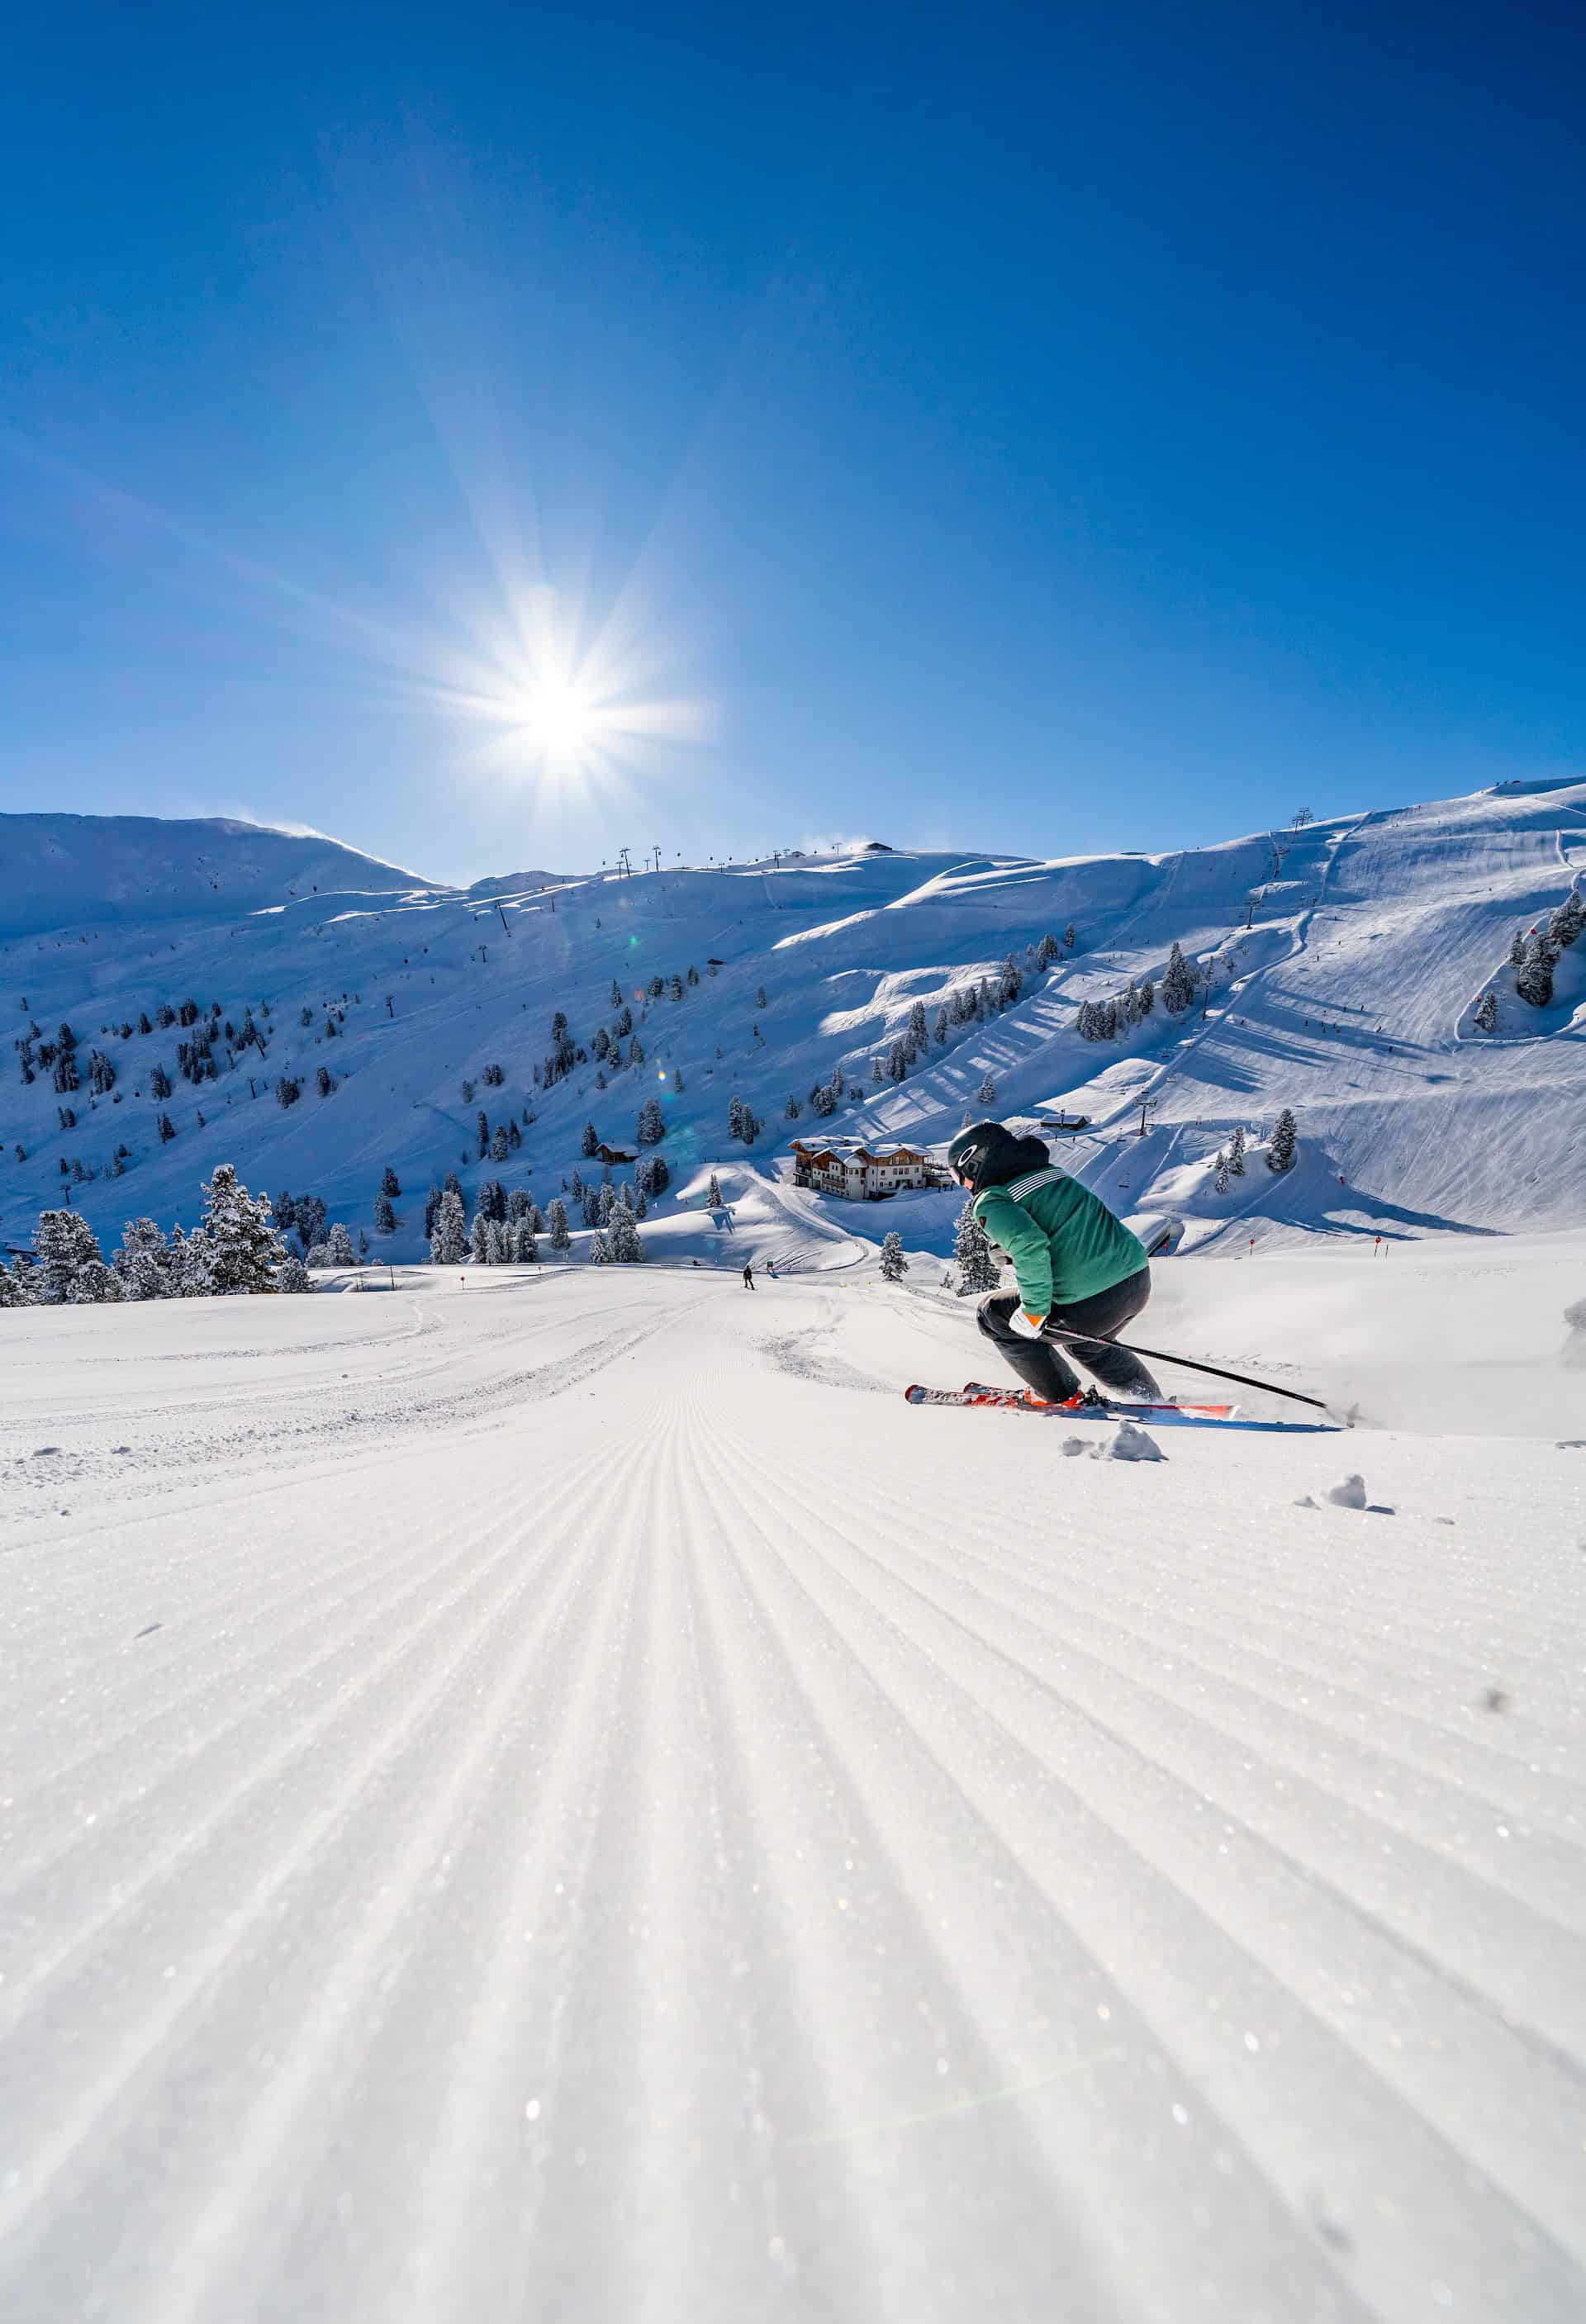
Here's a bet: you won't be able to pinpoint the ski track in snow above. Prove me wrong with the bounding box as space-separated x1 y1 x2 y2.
2 1269 1584 2323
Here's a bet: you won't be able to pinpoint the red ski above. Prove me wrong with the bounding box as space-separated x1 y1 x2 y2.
904 1383 1341 1435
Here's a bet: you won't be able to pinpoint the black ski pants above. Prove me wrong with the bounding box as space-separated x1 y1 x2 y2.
976 1268 1161 1402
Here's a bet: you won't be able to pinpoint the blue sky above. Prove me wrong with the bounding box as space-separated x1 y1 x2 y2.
2 1 1582 885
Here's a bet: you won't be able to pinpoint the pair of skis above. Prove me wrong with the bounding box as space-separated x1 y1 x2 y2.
905 1383 1343 1435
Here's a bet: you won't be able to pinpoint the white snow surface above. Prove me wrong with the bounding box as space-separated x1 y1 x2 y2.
3 1245 1584 2322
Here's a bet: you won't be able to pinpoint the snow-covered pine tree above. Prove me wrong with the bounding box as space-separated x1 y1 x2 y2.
635 1096 665 1145
609 1202 644 1263
325 1221 357 1267
580 1121 599 1157
546 1197 571 1252
1508 929 1527 966
68 1258 123 1303
316 1065 335 1098
380 1166 401 1198
485 1217 506 1264
879 1230 907 1281
628 1035 644 1066
1472 988 1498 1033
168 1222 214 1297
197 1165 284 1293
1037 932 1061 969
1161 941 1196 1015
430 1189 468 1264
976 1073 997 1105
727 1095 744 1140
275 1075 300 1108
373 1193 396 1233
468 1211 491 1264
1266 1107 1299 1173
707 1170 724 1207
1137 976 1155 1017
1548 889 1585 951
32 1209 104 1303
112 1217 170 1299
277 1254 312 1293
1516 932 1555 1008
952 1201 999 1294
510 1219 538 1262
1213 1150 1230 1195
1227 1124 1246 1176
587 1226 613 1264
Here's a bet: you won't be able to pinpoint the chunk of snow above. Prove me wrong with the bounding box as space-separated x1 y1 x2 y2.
1094 1420 1166 1463
1326 1473 1368 1509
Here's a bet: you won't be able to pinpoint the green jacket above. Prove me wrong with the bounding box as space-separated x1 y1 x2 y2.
973 1164 1147 1316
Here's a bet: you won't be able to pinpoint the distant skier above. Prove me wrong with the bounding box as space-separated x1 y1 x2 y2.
743 1262 755 1289
948 1121 1162 1406
765 1258 776 1279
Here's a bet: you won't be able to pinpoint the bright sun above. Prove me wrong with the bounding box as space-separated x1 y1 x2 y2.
518 676 596 755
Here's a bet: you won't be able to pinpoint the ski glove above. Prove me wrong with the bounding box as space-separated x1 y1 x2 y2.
1012 1308 1049 1337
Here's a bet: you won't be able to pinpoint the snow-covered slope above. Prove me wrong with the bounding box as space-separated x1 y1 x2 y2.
1 778 1582 1269
0 814 436 939
2 1255 1584 2322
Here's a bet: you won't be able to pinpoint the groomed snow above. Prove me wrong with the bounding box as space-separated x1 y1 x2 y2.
3 1245 1584 2322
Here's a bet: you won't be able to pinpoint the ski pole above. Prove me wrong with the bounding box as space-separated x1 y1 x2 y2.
1041 1326 1334 1416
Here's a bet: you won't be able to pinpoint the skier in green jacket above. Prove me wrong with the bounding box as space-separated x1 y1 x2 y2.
947 1120 1163 1406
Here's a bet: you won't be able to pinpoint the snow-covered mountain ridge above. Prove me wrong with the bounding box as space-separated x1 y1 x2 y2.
2 777 1582 1265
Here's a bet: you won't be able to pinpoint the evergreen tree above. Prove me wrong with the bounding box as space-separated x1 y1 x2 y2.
196 1165 285 1292
68 1258 124 1304
1508 928 1527 966
1266 1107 1299 1173
380 1166 401 1198
635 1095 665 1145
952 1201 999 1294
276 1254 312 1293
610 980 623 1007
1161 941 1196 1015
609 1202 645 1264
1037 932 1061 969
1136 977 1155 1017
1227 1124 1246 1176
976 1073 997 1105
1516 932 1555 1008
1472 988 1498 1033
325 1221 357 1266
112 1218 173 1300
581 1121 599 1157
587 1226 613 1264
933 1006 949 1045
1213 1149 1231 1195
316 1065 335 1098
786 1094 801 1118
33 1209 105 1303
546 1197 572 1253
275 1075 300 1109
491 1124 509 1162
1548 890 1585 951
510 1219 539 1262
468 1211 491 1264
430 1189 468 1264
157 1113 177 1144
373 1193 396 1233
1063 922 1076 950
879 1230 908 1281
486 1217 506 1264
476 1110 490 1158
707 1170 724 1207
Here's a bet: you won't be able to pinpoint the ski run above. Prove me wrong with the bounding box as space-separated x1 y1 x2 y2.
3 1234 1585 2324
2 781 1586 2322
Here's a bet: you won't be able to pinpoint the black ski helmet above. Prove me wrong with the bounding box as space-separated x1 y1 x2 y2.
947 1120 1002 1189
